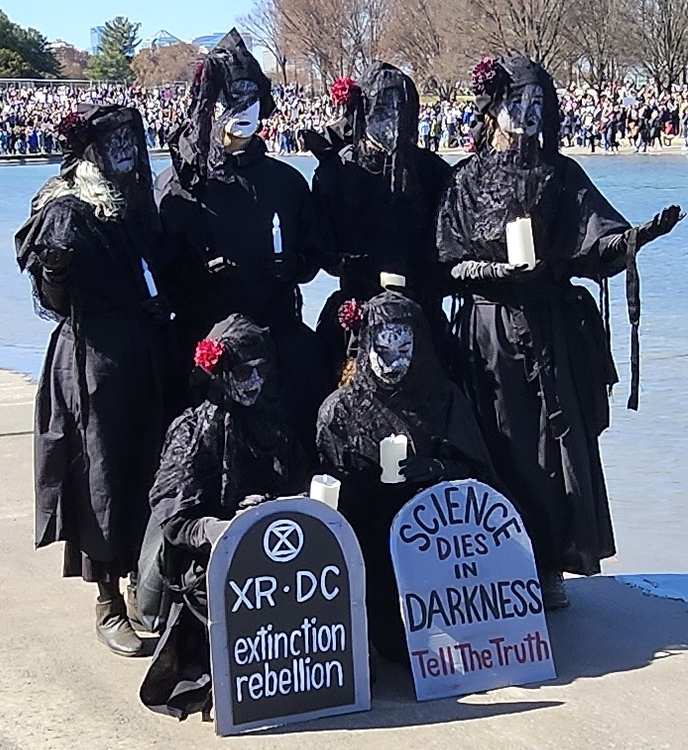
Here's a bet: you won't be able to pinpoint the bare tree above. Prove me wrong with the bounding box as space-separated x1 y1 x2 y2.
468 0 573 73
565 0 637 91
635 0 688 88
239 0 291 85
131 42 197 86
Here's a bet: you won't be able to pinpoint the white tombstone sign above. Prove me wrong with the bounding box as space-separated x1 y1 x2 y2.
207 497 370 735
391 480 556 701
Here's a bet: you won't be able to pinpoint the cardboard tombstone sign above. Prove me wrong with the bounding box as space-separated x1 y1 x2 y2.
391 480 556 701
207 497 370 735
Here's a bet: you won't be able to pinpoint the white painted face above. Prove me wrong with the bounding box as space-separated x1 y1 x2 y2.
369 323 414 385
494 84 544 138
100 125 137 176
224 100 261 139
226 357 268 406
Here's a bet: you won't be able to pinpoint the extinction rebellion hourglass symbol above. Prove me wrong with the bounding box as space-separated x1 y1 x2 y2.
263 519 304 563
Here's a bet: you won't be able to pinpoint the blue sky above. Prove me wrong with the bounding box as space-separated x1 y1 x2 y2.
2 0 254 50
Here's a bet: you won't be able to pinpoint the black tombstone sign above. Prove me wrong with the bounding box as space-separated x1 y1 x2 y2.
207 497 370 735
391 480 556 701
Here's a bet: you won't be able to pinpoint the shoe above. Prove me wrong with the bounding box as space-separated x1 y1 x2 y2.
96 596 143 657
539 570 570 611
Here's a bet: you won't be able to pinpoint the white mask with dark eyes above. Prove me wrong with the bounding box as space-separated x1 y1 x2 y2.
226 358 267 406
369 323 414 385
100 125 137 176
494 84 544 138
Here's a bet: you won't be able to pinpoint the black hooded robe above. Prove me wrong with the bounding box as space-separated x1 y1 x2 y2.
155 137 330 462
438 151 632 576
316 293 504 663
309 63 454 375
139 316 309 719
15 194 169 580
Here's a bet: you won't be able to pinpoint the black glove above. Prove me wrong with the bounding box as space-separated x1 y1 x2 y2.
399 456 446 484
637 205 683 245
38 246 73 272
141 295 172 323
451 259 531 282
237 494 270 512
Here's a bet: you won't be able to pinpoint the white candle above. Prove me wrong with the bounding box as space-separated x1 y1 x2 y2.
309 474 341 510
380 434 408 484
506 217 536 270
140 258 159 297
380 271 406 290
272 213 283 255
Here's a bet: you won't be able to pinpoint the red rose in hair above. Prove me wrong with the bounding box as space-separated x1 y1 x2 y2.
471 56 499 95
330 77 358 107
57 112 89 150
337 299 364 331
194 338 225 372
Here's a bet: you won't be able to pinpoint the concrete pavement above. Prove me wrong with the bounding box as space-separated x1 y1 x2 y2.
1 368 686 749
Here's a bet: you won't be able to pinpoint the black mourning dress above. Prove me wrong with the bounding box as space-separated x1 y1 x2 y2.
309 63 454 375
156 135 330 460
437 150 632 576
316 293 503 663
15 194 168 581
140 315 309 719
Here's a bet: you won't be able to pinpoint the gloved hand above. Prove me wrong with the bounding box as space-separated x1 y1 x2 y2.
637 205 683 245
38 246 73 272
141 295 172 323
237 494 269 513
201 517 232 547
399 456 446 484
451 259 531 282
205 256 237 276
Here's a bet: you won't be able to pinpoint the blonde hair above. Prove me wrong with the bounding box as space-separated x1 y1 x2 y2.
33 161 124 220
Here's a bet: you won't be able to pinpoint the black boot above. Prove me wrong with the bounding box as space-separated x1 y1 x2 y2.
96 595 143 657
540 570 570 611
125 577 146 632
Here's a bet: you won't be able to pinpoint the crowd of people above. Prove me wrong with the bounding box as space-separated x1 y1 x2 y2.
4 75 688 158
14 33 681 724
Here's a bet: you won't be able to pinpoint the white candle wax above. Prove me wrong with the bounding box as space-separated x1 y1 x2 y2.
140 258 159 297
380 271 406 289
506 217 536 270
309 474 341 510
272 213 283 254
380 434 408 484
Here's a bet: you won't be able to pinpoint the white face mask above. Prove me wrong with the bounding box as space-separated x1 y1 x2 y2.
226 358 267 406
494 84 544 138
369 323 414 385
224 100 261 139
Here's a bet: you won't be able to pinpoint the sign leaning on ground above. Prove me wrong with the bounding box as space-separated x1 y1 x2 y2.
207 497 370 735
391 479 556 701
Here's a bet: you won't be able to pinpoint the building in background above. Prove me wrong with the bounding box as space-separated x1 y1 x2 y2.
141 30 183 50
90 26 105 55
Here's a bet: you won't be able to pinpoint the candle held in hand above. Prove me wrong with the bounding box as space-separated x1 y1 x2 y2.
380 434 408 484
506 217 536 270
309 474 341 510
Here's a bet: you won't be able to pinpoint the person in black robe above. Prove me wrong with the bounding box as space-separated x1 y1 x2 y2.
436 56 682 607
14 105 171 656
155 29 329 462
316 292 504 664
306 63 453 378
139 314 309 720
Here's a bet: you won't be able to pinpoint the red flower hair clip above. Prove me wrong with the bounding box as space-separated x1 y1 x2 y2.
57 112 89 150
471 56 500 95
330 77 359 107
194 338 225 373
337 299 365 331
